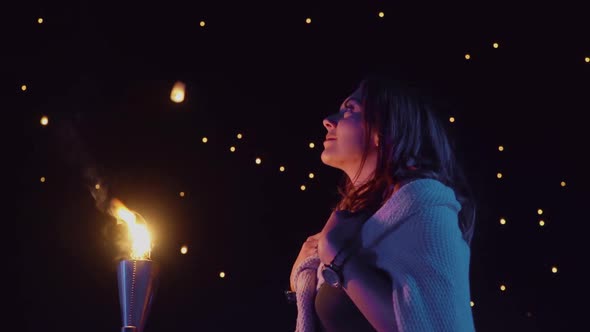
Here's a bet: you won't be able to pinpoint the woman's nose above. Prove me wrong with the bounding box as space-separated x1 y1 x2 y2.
323 113 339 129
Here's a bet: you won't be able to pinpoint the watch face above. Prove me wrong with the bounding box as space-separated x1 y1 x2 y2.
322 265 341 288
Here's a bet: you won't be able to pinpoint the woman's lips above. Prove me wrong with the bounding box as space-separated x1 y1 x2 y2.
324 138 336 144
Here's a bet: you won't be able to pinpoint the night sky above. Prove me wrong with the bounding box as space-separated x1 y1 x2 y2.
6 1 587 331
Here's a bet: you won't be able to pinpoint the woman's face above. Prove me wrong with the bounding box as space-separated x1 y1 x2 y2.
321 86 374 173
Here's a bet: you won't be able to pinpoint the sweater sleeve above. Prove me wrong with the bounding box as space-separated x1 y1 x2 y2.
372 204 475 332
291 254 321 332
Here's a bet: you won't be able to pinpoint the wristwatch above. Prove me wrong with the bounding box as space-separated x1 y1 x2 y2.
321 262 344 288
321 244 357 288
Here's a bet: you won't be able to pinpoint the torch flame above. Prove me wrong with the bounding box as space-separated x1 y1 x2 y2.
110 198 152 260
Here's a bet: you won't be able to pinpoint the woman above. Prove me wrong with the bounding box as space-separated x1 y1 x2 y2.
289 72 477 332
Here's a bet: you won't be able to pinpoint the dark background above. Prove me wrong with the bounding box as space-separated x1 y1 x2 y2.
4 0 586 331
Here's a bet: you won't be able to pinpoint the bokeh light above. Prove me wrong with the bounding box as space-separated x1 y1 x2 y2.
170 81 186 103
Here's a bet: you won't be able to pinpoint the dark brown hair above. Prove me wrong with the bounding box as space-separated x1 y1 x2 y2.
335 73 476 246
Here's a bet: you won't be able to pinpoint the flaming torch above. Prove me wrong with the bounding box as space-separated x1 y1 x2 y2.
111 198 158 332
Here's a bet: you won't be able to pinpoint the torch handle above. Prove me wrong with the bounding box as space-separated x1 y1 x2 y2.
117 259 158 332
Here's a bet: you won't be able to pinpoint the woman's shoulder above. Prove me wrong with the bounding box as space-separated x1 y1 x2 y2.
364 179 465 253
363 178 458 231
400 177 449 190
388 178 458 208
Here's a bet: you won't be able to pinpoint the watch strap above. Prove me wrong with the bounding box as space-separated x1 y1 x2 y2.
330 238 360 269
284 290 296 304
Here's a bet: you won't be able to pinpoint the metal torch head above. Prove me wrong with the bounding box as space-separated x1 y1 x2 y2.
117 259 159 332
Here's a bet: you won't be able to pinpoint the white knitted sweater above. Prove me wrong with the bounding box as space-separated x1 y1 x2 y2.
290 179 476 332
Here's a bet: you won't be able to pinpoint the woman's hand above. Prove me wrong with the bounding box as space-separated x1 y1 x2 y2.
290 232 321 291
318 210 368 265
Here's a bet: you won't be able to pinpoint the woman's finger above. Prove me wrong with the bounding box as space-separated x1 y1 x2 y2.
304 241 318 250
310 232 322 239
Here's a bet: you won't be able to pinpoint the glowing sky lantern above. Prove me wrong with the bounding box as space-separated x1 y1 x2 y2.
170 81 186 103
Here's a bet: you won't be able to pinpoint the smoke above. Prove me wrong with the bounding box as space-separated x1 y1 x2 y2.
85 166 110 214
53 113 145 262
54 114 112 215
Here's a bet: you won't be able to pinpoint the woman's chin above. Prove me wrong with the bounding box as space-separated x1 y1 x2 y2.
320 151 337 167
